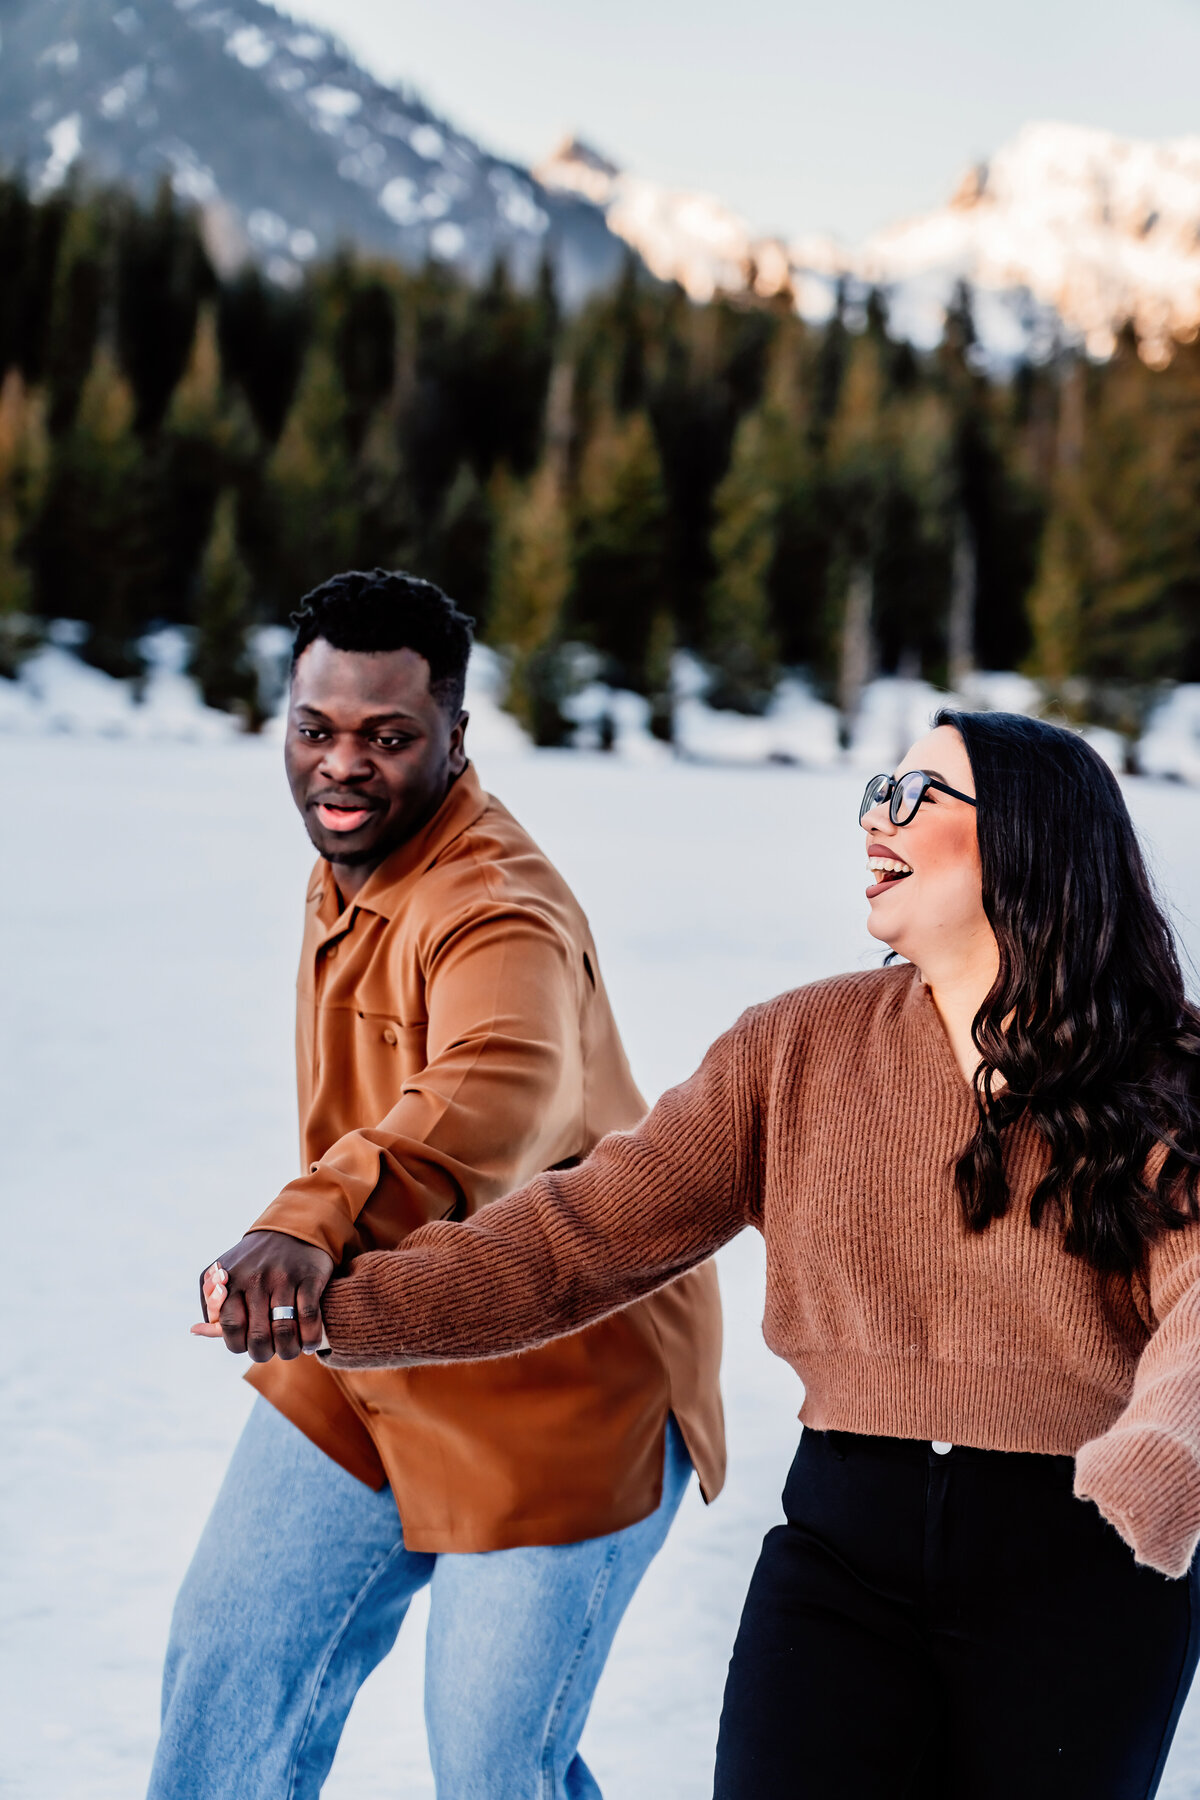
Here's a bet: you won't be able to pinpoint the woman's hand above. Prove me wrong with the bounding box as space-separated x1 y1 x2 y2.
191 1263 228 1338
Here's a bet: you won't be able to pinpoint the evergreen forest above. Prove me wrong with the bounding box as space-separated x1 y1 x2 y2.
3 172 1200 749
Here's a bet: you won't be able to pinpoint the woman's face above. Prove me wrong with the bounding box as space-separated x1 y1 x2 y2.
862 724 992 970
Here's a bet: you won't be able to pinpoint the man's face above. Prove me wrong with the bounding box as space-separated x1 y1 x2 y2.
285 639 467 871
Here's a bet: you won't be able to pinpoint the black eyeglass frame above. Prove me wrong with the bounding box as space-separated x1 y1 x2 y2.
859 769 978 827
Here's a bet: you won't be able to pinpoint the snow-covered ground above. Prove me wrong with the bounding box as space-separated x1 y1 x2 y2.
4 628 1194 784
7 682 1200 1796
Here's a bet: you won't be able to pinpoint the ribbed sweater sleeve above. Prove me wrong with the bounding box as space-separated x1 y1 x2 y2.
1075 1229 1200 1577
319 1011 763 1371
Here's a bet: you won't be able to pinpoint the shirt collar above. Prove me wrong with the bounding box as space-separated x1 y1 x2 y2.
313 763 489 928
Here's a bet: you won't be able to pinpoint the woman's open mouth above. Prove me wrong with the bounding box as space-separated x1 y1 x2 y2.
866 855 913 899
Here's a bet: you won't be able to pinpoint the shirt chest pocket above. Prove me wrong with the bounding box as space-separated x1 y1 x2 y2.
353 1012 428 1112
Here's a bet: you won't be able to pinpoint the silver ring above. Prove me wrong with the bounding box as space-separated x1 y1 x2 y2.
272 1305 296 1321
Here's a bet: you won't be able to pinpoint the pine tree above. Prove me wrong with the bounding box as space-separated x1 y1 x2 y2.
115 179 214 435
1026 494 1088 691
428 462 493 625
216 267 311 444
31 347 155 677
44 195 111 433
1026 342 1187 740
327 261 397 455
489 461 573 745
648 291 776 649
448 258 557 478
570 406 670 696
188 488 263 725
823 316 894 735
0 369 48 676
161 306 256 622
706 424 781 713
264 346 359 612
704 320 818 711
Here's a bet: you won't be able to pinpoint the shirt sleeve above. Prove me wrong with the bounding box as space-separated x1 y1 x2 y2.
250 901 599 1263
317 1014 763 1370
1074 1221 1200 1577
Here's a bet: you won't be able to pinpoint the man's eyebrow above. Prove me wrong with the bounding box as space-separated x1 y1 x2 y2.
293 705 421 728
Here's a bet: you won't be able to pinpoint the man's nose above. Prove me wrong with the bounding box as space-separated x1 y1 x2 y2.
317 735 374 782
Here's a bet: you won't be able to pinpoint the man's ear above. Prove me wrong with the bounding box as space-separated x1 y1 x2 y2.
449 710 469 775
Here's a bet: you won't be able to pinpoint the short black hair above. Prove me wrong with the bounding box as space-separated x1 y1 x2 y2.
290 569 474 715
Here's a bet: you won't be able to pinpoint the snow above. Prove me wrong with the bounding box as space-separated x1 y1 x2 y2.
225 24 274 70
8 645 1200 1795
36 112 83 194
1140 687 1200 785
379 175 421 225
429 220 466 259
411 125 447 162
308 84 363 121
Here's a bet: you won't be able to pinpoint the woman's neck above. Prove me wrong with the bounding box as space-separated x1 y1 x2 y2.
918 934 1001 1084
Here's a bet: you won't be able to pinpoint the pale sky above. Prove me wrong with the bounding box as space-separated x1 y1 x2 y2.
284 0 1200 243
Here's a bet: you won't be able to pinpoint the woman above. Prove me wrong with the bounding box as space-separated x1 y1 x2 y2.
203 711 1200 1798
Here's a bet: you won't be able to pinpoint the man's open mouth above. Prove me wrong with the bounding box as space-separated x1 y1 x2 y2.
314 803 377 833
866 855 913 897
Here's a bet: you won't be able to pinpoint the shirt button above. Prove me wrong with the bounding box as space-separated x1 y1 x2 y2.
932 1441 953 1455
382 1027 397 1045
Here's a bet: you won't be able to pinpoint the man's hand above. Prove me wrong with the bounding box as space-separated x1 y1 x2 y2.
194 1231 334 1363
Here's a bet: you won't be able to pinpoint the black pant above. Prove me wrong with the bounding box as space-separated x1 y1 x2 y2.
714 1429 1200 1799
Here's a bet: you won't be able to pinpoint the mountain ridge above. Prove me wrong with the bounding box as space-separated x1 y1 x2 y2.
539 122 1200 365
0 0 627 303
5 3 1199 363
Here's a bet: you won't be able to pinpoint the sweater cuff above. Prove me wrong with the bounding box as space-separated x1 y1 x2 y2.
1075 1426 1200 1579
317 1268 422 1370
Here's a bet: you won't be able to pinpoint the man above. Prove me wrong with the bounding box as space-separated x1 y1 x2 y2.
149 569 724 1800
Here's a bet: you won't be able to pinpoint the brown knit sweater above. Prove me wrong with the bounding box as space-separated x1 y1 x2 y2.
321 964 1200 1578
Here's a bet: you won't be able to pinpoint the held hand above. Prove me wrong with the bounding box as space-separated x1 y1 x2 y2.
192 1230 334 1363
191 1262 229 1338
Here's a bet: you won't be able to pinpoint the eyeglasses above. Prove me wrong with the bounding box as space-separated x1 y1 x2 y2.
859 770 978 827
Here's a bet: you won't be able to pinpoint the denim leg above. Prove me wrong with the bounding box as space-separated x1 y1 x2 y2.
425 1417 693 1800
147 1397 436 1800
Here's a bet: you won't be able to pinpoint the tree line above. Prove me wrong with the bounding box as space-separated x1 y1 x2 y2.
1 171 1199 745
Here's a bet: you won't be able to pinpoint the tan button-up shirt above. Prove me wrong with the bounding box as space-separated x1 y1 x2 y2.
247 764 725 1551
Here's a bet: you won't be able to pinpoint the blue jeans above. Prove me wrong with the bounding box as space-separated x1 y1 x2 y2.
149 1398 691 1800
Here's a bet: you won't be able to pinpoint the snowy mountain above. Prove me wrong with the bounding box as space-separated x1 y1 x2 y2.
856 124 1200 365
535 137 794 306
5 2 1198 361
0 0 626 303
539 124 1200 366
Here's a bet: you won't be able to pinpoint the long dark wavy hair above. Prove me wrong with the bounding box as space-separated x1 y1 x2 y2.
936 708 1200 1273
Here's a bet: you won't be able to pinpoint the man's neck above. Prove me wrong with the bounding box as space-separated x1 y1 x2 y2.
327 861 370 908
